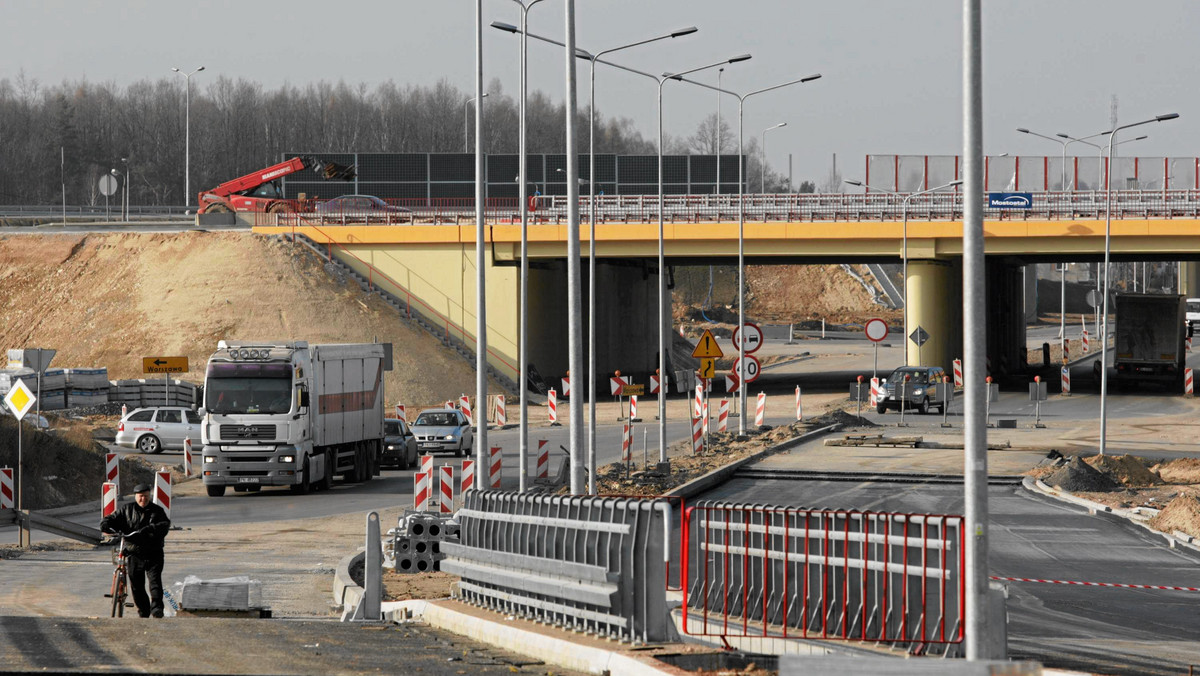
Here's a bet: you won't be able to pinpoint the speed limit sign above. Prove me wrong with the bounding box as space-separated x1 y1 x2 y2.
733 354 761 382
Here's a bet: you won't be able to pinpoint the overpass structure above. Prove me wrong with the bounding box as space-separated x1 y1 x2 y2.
253 189 1200 392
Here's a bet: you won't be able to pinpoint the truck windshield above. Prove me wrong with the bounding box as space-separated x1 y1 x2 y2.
205 362 293 414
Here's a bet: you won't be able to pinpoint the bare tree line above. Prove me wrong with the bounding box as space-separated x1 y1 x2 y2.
0 73 804 206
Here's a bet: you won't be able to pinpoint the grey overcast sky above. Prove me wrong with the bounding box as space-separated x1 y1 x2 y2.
7 1 1198 184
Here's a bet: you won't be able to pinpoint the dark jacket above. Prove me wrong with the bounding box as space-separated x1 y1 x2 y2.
100 500 171 556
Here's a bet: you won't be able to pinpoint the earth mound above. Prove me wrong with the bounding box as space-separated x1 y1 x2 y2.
1085 454 1163 487
1044 456 1119 492
1149 496 1200 540
1153 457 1200 484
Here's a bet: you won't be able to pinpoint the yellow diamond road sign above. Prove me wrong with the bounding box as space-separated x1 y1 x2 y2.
4 378 36 421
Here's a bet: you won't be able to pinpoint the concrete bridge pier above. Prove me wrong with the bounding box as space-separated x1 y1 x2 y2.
1180 261 1200 297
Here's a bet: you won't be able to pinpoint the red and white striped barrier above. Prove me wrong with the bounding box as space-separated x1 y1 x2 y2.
461 459 474 494
1186 368 1194 396
421 455 433 478
547 388 560 426
183 438 193 477
694 383 703 419
440 465 454 513
395 403 406 424
413 471 430 510
444 399 454 410
869 377 882 407
718 399 729 433
494 395 506 427
561 376 571 397
651 373 665 394
679 325 686 339
795 385 803 421
691 415 704 455
153 469 172 519
702 400 710 435
121 404 127 418
0 467 14 510
755 392 766 427
622 423 632 464
489 446 502 489
629 395 640 421
724 373 740 393
101 481 117 518
536 440 549 479
989 575 1200 593
1063 339 1070 362
1082 329 1089 353
610 375 629 396
1061 366 1071 395
105 452 120 485
952 359 963 388
460 395 472 425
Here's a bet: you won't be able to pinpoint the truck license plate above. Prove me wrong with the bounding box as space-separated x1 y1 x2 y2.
237 477 260 484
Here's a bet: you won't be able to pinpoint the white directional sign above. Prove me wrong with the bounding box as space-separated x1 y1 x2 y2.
732 322 764 354
4 378 36 421
733 355 762 383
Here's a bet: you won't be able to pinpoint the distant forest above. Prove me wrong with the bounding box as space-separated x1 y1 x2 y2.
0 74 806 206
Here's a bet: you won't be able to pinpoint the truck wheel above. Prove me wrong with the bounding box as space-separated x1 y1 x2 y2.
206 485 226 497
290 459 311 494
319 449 334 490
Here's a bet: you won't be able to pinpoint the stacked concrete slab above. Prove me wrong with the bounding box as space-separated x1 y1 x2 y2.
108 378 199 409
66 368 109 407
387 512 458 574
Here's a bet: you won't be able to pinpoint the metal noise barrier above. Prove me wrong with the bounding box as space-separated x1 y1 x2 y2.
388 511 460 575
683 500 965 657
442 490 673 644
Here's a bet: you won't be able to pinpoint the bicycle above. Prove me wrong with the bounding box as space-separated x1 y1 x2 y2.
103 529 142 618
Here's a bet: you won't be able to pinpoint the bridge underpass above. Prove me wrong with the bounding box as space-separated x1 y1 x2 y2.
255 200 1200 393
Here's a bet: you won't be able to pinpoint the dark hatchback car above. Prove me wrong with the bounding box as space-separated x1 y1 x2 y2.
382 418 418 470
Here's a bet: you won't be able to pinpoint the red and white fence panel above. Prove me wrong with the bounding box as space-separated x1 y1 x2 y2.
547 388 559 425
755 392 766 427
414 471 430 510
952 359 963 388
440 465 455 513
105 452 120 485
153 469 172 519
682 501 965 653
718 399 729 433
1 467 15 510
461 459 475 494
536 440 549 479
101 481 117 518
489 446 503 489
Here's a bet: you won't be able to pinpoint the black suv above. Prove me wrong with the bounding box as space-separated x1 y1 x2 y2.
876 365 947 414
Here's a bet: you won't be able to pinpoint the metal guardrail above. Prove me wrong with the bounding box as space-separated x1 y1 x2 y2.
442 490 673 643
682 500 965 656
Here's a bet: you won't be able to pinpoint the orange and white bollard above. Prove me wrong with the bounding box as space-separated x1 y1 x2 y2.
183 438 193 477
1 467 14 510
547 388 560 426
101 481 117 518
536 440 549 479
718 399 729 433
795 385 803 421
153 469 172 519
755 392 766 427
439 465 454 513
413 471 430 510
105 452 120 485
460 459 474 494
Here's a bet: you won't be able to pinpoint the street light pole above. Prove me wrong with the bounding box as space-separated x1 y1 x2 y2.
716 68 723 194
1100 113 1179 457
172 66 204 208
121 157 129 221
464 93 488 153
761 122 786 193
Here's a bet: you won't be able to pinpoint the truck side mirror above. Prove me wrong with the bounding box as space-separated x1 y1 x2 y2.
299 390 310 408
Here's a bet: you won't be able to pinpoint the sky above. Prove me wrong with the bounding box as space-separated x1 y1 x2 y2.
7 1 1199 185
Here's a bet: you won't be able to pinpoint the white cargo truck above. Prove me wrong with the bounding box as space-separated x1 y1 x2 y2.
1109 294 1187 390
199 340 393 497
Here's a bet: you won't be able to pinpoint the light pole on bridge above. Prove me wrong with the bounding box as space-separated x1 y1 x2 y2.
761 122 786 194
172 66 205 209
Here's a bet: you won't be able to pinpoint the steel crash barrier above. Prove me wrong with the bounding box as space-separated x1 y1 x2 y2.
440 490 674 643
682 501 965 656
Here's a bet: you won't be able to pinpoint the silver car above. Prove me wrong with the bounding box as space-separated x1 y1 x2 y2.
115 407 203 454
410 408 473 457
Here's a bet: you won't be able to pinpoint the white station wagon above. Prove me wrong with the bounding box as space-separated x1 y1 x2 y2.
115 406 203 454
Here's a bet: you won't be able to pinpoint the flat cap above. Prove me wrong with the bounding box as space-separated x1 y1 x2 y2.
133 483 152 494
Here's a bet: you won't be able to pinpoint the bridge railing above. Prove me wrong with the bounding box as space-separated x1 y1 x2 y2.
252 189 1200 227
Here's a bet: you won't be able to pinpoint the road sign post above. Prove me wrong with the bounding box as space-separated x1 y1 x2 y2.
864 318 889 379
909 325 930 367
5 378 36 547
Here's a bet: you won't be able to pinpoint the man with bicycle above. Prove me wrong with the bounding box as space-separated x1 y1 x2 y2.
100 483 171 618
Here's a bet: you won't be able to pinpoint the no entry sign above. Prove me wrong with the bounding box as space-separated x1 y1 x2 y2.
864 318 889 343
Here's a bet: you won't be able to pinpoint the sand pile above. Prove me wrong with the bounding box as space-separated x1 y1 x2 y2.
1044 456 1119 492
1153 458 1200 484
1149 496 1200 540
1085 454 1163 487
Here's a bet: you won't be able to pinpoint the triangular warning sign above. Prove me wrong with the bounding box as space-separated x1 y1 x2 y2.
692 329 724 359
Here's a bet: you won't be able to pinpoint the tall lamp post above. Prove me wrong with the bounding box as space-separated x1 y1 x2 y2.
1016 126 1073 350
1099 112 1179 457
716 68 724 194
464 93 489 153
172 66 204 209
761 122 786 193
120 157 130 221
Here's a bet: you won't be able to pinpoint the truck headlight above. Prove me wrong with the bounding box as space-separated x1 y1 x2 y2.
204 456 216 463
280 455 295 463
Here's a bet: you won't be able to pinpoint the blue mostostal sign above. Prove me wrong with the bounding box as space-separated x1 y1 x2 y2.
988 192 1033 209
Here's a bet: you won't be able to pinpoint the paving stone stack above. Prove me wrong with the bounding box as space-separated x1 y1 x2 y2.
108 378 199 408
38 368 68 409
65 367 109 407
0 368 35 397
387 511 459 574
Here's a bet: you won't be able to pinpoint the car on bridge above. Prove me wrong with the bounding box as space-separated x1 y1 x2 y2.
876 365 946 415
410 408 473 457
313 195 411 223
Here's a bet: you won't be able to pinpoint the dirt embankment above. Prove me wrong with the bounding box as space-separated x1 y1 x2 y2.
0 232 493 412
